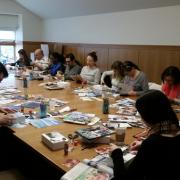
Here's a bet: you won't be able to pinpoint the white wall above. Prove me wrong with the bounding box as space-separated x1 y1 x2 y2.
42 5 180 45
0 0 42 41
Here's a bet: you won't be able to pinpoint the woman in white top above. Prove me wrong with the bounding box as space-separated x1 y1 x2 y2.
80 52 101 85
101 61 125 91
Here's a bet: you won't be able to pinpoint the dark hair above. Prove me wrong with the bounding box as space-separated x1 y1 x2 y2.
18 49 30 66
0 62 8 78
111 61 125 77
123 61 140 71
66 53 75 61
50 52 65 64
87 51 97 62
136 90 179 130
161 66 180 85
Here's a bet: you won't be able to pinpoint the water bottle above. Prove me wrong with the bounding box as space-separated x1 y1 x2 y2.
102 97 109 114
29 71 33 80
23 76 28 100
102 85 109 114
39 101 47 118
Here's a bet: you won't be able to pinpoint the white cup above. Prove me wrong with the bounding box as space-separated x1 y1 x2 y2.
115 127 126 146
49 99 56 111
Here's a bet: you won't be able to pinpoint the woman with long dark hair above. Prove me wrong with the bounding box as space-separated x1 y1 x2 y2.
49 52 65 76
110 90 180 180
11 49 32 67
161 66 180 104
123 61 149 96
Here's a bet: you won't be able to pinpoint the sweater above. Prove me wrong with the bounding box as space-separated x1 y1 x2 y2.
111 133 180 180
123 71 149 95
80 66 101 85
64 64 82 80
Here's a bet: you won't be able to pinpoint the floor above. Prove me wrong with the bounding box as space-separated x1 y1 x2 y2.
0 169 27 180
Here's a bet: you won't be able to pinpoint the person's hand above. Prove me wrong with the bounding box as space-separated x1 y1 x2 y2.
71 75 77 81
130 140 142 152
0 107 16 114
101 81 105 85
0 114 15 126
109 143 119 153
82 79 87 85
128 90 137 96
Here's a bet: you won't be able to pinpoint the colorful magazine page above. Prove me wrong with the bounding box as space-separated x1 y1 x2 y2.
23 101 41 109
30 117 61 128
63 112 97 125
116 106 137 116
108 114 139 123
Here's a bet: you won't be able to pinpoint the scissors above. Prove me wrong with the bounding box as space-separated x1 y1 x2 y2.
68 134 78 140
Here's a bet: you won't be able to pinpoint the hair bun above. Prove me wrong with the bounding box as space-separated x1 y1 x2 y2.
91 51 96 55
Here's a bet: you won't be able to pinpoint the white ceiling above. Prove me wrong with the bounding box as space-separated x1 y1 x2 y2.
14 0 180 19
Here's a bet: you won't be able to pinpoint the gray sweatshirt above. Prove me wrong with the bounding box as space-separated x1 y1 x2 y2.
124 71 149 95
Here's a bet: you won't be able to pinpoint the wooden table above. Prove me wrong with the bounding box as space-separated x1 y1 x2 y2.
1 73 179 179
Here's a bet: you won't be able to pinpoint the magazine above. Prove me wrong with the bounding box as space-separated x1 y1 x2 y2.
44 81 70 90
60 162 111 180
116 106 137 116
61 146 135 180
30 117 61 128
75 125 115 141
63 112 100 125
111 98 135 109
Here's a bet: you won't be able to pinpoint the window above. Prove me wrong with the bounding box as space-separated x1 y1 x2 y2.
0 31 15 41
0 30 15 64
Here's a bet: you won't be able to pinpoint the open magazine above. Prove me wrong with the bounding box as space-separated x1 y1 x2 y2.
63 112 100 125
60 162 111 180
75 125 115 141
61 146 135 180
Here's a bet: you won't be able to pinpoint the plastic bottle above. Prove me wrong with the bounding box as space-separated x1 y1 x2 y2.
29 71 33 80
23 76 28 100
39 101 47 118
102 85 109 114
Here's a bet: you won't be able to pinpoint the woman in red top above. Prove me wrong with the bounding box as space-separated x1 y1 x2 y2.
161 66 180 104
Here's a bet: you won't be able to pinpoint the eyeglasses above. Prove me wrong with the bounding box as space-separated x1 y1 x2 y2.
123 65 132 71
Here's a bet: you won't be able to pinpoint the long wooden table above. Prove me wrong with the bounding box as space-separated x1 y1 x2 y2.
1 74 179 179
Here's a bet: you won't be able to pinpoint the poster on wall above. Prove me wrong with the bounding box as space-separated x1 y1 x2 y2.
41 44 49 58
30 52 35 61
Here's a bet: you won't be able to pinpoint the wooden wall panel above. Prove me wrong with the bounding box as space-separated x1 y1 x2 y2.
52 43 63 54
21 42 180 83
23 41 62 57
108 48 139 69
23 41 41 56
139 50 180 83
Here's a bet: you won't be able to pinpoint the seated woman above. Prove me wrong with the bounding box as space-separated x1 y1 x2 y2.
64 53 82 80
101 61 125 91
78 51 101 85
123 61 149 96
49 52 65 76
110 90 180 180
10 49 32 67
161 66 180 104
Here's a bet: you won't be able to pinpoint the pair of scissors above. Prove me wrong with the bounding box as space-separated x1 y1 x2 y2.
68 134 78 140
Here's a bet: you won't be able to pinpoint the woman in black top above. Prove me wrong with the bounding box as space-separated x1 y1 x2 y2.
110 90 180 180
11 49 32 67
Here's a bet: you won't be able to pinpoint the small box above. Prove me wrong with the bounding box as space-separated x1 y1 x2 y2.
42 132 68 150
